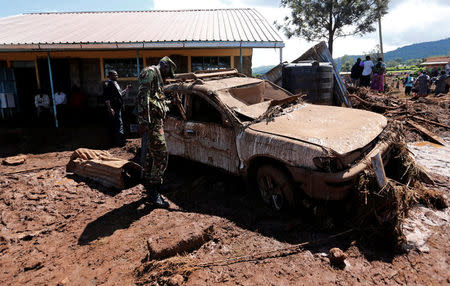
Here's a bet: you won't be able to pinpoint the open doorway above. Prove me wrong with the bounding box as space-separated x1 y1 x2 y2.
12 61 38 125
37 58 71 95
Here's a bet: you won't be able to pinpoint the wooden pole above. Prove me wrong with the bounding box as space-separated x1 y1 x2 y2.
136 49 140 76
239 44 243 73
34 57 41 89
47 52 58 128
378 1 384 61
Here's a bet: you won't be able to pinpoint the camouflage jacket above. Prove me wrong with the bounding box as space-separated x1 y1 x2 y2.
136 66 169 126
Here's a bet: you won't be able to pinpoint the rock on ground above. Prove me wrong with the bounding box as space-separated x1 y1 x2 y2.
147 222 214 260
329 247 347 267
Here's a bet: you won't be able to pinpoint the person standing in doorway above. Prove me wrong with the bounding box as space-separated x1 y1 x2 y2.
34 89 50 123
68 85 85 127
360 56 374 87
136 56 177 208
103 70 130 147
54 86 67 125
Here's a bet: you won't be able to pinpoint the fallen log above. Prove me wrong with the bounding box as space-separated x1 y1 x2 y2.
412 116 450 130
348 94 400 112
407 121 446 146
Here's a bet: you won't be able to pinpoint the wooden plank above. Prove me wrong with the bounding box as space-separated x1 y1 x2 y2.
407 120 446 146
412 116 450 129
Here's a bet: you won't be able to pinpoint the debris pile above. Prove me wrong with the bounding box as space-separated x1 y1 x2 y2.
353 123 447 248
135 256 194 285
347 87 449 143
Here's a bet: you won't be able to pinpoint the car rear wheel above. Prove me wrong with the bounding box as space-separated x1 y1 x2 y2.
255 164 296 211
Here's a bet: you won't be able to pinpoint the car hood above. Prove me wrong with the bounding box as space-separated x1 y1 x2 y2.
248 104 387 155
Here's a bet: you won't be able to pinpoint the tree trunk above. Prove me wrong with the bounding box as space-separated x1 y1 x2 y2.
328 37 333 56
328 3 334 56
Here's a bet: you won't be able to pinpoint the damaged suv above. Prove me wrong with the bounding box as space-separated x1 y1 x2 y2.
163 69 393 210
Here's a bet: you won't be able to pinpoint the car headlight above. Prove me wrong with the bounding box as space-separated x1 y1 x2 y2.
313 156 343 172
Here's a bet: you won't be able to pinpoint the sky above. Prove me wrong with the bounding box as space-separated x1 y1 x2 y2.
0 0 449 67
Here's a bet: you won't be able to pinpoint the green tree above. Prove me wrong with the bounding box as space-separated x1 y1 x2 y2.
339 55 354 72
276 0 389 55
386 60 399 68
364 45 382 61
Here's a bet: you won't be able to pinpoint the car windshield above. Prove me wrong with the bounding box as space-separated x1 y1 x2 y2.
215 80 295 120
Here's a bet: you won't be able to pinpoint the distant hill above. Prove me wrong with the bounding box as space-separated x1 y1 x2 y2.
254 38 450 75
252 65 276 75
337 37 450 62
384 38 450 61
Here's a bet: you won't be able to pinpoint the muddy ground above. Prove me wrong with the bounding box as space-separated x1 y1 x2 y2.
1 88 449 285
0 138 448 285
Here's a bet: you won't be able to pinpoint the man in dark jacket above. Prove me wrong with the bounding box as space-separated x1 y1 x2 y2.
103 70 130 147
434 70 448 95
415 71 430 97
350 58 363 86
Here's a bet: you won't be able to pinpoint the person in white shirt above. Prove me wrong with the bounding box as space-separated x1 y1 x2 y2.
54 89 67 106
34 89 50 119
54 87 67 125
360 56 374 87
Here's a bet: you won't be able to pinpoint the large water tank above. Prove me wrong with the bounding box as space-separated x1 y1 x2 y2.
282 61 334 105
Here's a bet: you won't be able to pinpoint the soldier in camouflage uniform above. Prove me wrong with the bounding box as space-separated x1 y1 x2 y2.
136 56 176 208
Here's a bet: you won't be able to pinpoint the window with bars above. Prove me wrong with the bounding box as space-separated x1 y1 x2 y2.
191 56 231 72
104 58 143 78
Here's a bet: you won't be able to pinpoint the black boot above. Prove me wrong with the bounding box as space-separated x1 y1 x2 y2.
144 184 169 208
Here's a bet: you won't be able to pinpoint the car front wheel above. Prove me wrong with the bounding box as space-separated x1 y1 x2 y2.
255 164 296 211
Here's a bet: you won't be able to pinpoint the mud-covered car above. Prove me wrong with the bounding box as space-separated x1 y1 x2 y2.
163 69 393 210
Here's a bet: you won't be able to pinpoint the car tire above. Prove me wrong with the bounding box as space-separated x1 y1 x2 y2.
255 164 296 211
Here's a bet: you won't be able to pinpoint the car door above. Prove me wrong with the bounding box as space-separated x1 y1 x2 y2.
164 91 240 174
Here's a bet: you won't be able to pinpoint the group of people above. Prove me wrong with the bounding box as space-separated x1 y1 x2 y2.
402 70 448 97
34 87 70 123
350 56 386 92
350 56 449 97
103 56 177 208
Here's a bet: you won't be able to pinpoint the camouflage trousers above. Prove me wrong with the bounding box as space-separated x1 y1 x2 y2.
141 119 168 185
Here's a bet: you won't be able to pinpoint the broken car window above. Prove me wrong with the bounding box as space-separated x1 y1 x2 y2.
229 81 292 106
167 92 186 120
189 94 222 124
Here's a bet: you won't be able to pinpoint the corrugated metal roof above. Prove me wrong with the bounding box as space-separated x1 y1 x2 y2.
0 9 284 50
420 61 449 65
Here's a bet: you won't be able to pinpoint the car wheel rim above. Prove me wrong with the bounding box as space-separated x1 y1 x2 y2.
258 175 284 210
258 175 271 204
272 194 283 211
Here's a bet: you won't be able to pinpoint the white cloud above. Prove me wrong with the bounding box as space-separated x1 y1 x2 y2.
333 0 450 57
152 0 450 66
381 0 450 46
